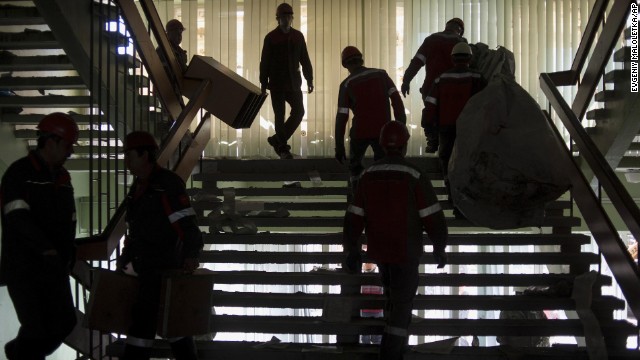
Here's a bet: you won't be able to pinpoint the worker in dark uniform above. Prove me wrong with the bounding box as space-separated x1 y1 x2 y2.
334 45 406 193
424 42 487 219
1 113 79 360
401 18 466 153
160 19 188 72
117 131 203 360
343 121 448 360
260 2 314 159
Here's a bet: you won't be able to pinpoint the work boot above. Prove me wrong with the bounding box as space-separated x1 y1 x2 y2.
278 144 294 159
267 135 281 156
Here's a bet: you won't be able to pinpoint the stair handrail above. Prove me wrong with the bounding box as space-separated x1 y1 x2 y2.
547 0 632 120
114 0 184 121
540 73 640 322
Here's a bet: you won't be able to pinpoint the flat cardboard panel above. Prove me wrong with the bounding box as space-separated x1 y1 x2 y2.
84 269 138 334
183 55 266 129
157 268 215 338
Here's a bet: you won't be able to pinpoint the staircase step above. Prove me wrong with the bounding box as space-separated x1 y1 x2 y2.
206 271 612 288
628 142 640 152
0 5 44 26
594 90 622 102
14 129 115 139
209 316 637 338
617 156 640 170
0 76 85 90
105 340 640 360
193 199 572 213
204 232 591 247
202 215 580 229
0 95 93 107
192 187 350 197
613 46 631 62
200 250 598 266
0 29 58 50
211 291 624 312
0 54 74 71
2 113 102 125
585 108 610 121
199 157 442 176
604 69 630 83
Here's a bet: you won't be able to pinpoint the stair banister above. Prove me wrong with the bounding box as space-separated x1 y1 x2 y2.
547 0 632 120
115 0 183 121
540 73 640 322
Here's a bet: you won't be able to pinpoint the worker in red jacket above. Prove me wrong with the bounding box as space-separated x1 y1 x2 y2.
343 121 448 360
334 45 406 192
424 42 487 219
117 131 203 360
1 113 79 360
260 3 314 159
401 18 466 153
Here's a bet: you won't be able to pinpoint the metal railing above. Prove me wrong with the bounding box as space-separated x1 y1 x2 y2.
540 0 640 322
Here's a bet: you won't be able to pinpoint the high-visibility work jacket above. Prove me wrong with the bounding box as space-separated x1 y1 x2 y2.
122 165 203 274
335 66 406 147
260 26 313 92
423 64 487 127
0 152 76 281
343 156 447 264
403 31 466 95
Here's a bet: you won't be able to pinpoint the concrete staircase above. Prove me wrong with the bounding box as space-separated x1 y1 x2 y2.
103 157 640 359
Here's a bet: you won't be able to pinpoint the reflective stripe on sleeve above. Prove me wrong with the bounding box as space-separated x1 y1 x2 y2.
347 204 365 217
388 87 398 96
419 203 442 218
3 199 30 215
338 107 349 114
126 336 155 348
415 54 426 64
168 207 196 223
424 96 437 105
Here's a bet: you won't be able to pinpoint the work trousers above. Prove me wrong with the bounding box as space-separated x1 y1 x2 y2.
270 90 305 146
437 125 457 199
348 136 386 194
421 107 439 149
5 264 76 360
121 272 198 360
377 258 420 360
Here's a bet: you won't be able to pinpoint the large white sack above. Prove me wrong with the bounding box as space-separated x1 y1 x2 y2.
449 76 571 229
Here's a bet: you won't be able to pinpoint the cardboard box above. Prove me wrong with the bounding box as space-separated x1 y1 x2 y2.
157 268 216 338
84 268 138 334
183 55 266 129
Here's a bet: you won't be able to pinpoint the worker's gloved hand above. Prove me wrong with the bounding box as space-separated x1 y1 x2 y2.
261 84 268 95
433 249 447 268
343 251 362 274
401 82 410 97
335 145 346 165
307 81 314 94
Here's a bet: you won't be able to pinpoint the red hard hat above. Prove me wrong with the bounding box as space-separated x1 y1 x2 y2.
341 46 362 65
166 19 185 32
123 131 158 152
276 3 294 16
447 17 465 36
379 121 410 149
37 112 79 144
